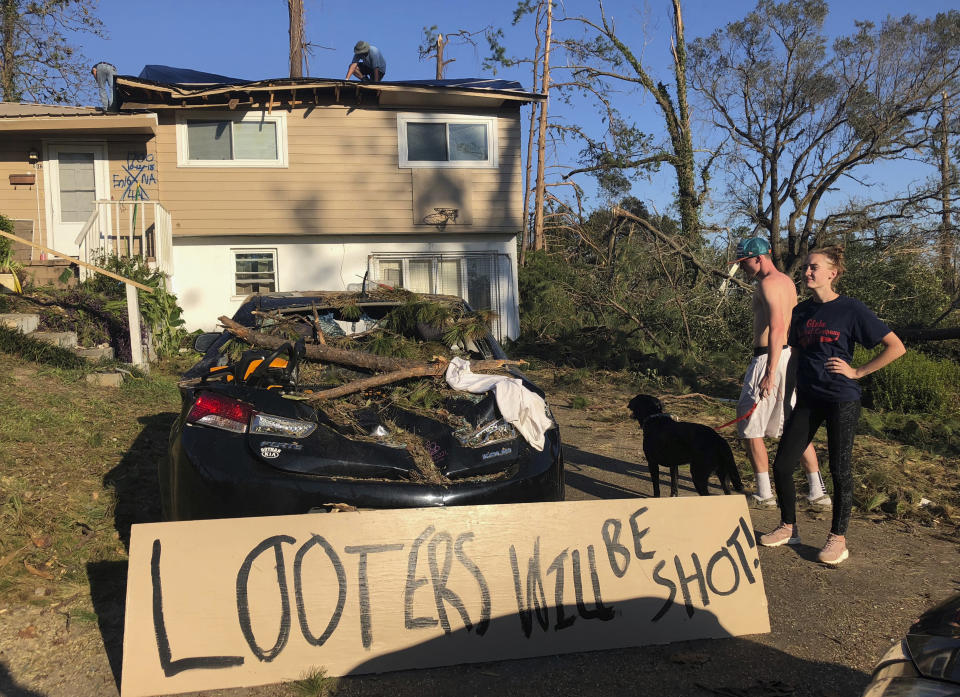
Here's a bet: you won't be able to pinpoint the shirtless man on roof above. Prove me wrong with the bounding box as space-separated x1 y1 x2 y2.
732 237 830 509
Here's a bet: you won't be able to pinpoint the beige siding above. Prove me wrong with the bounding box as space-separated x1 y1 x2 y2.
155 105 524 238
0 132 153 249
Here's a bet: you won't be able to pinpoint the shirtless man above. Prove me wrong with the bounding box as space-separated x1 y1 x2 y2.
733 237 830 509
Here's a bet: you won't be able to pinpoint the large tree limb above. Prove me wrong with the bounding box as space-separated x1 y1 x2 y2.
304 358 524 401
218 316 421 372
610 206 753 291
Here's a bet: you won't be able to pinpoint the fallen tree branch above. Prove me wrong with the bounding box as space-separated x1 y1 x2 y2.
611 206 753 291
305 358 525 401
219 316 420 372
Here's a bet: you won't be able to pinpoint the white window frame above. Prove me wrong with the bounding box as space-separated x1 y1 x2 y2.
396 113 498 169
232 248 278 299
176 111 288 168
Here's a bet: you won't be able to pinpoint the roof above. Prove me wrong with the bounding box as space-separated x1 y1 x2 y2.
0 102 158 134
116 65 544 111
0 103 102 118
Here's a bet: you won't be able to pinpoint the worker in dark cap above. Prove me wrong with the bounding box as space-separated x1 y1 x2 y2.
346 41 386 82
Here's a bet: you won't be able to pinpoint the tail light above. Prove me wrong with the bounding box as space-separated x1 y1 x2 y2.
186 392 316 438
187 393 254 433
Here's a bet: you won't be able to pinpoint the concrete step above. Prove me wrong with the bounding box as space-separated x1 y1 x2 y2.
75 346 115 361
28 330 78 349
0 313 40 334
22 262 78 289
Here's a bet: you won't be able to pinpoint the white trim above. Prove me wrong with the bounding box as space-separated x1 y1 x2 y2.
42 140 110 257
396 112 498 169
231 247 278 299
176 111 288 168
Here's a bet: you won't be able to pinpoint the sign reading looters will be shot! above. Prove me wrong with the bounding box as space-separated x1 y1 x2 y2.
121 497 770 697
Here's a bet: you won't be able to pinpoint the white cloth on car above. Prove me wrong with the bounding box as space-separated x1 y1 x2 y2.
444 357 552 451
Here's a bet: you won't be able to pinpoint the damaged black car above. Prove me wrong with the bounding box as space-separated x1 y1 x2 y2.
162 291 564 521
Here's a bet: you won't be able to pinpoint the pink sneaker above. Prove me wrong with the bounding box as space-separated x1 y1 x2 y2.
818 533 849 565
759 522 800 547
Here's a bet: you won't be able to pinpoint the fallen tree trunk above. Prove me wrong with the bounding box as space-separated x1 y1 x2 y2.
304 358 524 401
219 316 421 372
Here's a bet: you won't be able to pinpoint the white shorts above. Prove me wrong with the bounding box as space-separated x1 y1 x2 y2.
737 348 797 439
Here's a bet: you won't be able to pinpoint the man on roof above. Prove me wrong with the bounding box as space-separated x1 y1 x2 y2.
346 41 386 82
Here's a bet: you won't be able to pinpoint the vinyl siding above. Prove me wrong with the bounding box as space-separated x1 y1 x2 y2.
154 104 524 238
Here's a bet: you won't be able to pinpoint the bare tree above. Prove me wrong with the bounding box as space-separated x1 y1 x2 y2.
689 1 960 272
0 0 103 104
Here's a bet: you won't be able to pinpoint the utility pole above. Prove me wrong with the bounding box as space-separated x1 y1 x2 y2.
532 0 552 252
289 0 304 78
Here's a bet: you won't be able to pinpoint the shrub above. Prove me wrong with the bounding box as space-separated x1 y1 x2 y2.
856 346 960 417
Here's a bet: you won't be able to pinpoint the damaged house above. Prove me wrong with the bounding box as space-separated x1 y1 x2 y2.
0 66 544 340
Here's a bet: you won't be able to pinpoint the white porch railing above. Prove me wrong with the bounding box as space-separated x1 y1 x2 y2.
75 200 173 280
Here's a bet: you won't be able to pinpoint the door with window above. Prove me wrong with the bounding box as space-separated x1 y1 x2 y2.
44 143 109 257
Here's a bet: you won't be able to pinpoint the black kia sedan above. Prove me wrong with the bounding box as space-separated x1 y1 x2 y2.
162 291 564 521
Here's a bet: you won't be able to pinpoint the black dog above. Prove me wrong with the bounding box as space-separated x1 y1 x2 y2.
627 394 744 497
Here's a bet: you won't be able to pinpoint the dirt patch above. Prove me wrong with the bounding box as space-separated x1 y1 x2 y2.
0 362 958 697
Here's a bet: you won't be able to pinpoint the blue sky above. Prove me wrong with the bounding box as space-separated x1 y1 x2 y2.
77 0 951 219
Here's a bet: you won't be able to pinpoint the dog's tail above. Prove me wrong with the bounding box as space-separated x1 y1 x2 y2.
724 450 745 493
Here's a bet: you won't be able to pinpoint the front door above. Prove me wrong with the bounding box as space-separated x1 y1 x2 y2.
44 142 109 257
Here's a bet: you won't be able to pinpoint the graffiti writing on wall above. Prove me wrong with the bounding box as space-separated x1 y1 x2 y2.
113 152 157 200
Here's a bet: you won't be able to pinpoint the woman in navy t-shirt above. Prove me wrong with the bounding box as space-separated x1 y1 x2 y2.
758 246 905 565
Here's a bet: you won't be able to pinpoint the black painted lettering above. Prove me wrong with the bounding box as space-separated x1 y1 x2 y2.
293 535 346 647
344 543 405 650
674 554 708 618
706 547 740 597
726 525 756 585
508 538 549 638
572 546 614 621
151 539 244 676
236 535 296 662
454 532 490 636
428 531 472 634
601 519 630 578
651 559 676 622
545 549 575 631
739 517 756 548
404 526 438 630
628 507 655 560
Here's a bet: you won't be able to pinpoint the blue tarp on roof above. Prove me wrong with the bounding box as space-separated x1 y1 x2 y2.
135 66 528 92
138 65 247 85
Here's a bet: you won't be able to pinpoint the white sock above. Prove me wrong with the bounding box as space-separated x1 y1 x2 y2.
807 471 826 500
756 472 773 499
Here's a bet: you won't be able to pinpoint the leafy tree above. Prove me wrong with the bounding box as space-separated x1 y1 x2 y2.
689 1 960 273
0 0 103 104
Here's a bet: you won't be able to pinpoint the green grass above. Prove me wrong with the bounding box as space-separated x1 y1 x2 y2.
0 325 87 369
289 667 335 697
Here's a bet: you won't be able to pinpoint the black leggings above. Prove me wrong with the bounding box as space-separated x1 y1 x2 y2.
771 396 861 535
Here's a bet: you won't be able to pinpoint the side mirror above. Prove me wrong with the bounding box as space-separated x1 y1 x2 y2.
193 332 222 354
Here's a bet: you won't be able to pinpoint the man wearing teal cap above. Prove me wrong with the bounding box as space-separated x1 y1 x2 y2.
733 237 830 509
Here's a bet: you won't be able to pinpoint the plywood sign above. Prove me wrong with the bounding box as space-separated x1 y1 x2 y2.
121 497 769 697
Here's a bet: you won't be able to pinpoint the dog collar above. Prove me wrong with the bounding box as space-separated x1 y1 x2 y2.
640 413 672 427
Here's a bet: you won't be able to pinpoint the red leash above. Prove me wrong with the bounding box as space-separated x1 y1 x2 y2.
715 401 757 431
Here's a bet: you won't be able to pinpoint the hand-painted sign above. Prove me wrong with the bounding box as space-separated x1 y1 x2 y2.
120 497 769 697
112 152 157 200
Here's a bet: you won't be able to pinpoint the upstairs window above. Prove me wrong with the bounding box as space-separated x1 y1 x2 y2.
177 112 287 167
397 113 497 168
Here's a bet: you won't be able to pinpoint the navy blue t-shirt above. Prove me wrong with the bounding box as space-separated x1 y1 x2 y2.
788 295 891 402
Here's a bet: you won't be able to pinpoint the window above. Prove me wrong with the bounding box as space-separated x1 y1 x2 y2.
177 112 287 167
397 113 497 168
234 250 277 296
372 254 499 308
